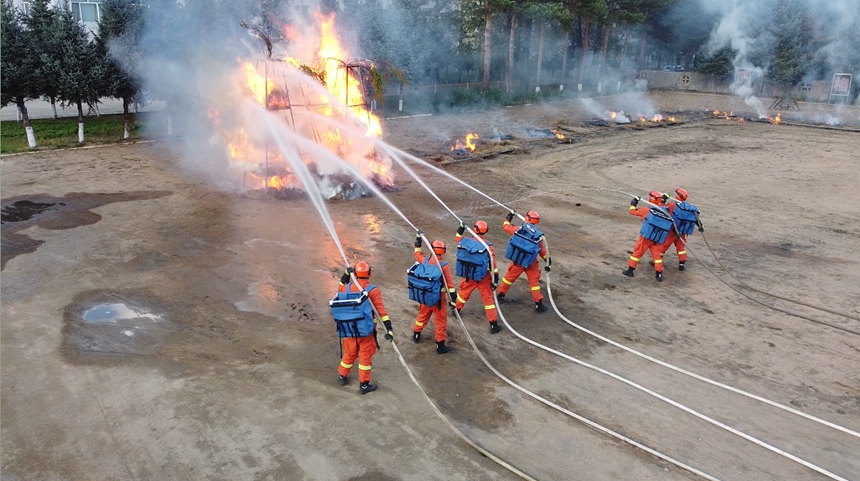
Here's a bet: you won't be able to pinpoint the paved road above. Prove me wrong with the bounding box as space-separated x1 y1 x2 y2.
1 98 166 121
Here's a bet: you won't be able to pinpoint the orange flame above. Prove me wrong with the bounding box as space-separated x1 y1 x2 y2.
451 133 480 152
610 111 618 119
668 116 676 122
651 114 663 122
551 129 565 139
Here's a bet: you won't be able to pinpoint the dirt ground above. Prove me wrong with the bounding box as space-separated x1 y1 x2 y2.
2 92 859 481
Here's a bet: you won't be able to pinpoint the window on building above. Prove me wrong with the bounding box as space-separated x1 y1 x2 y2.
72 1 101 23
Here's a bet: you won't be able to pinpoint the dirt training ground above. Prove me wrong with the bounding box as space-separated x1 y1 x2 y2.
2 92 859 481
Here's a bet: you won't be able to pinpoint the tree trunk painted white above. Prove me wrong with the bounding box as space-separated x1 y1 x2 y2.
19 101 37 147
26 126 37 148
77 101 85 143
51 99 58 120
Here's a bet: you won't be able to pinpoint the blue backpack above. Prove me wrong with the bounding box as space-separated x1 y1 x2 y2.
672 202 699 235
505 223 543 267
640 208 674 244
407 260 444 307
456 238 491 282
330 284 376 338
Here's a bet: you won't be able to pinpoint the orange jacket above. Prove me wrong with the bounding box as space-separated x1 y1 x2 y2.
455 232 499 274
414 248 456 295
502 220 548 261
630 201 667 221
339 279 389 322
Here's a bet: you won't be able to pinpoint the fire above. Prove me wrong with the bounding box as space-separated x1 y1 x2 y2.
209 10 397 196
317 13 383 138
551 129 565 139
451 133 480 152
668 117 676 122
768 113 782 124
651 114 663 122
610 111 618 119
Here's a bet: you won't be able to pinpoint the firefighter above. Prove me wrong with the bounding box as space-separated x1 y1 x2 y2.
655 188 704 271
622 191 672 282
454 220 503 334
412 234 456 354
333 261 392 394
497 210 551 313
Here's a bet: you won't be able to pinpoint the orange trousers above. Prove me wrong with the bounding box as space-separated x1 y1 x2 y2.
338 335 377 383
498 261 543 302
456 276 497 323
660 231 688 262
414 303 448 342
628 236 664 272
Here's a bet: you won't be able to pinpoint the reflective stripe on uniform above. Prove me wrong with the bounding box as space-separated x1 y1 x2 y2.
358 364 372 371
630 256 640 262
530 285 541 291
448 288 456 293
457 295 466 303
678 250 686 255
493 268 499 273
340 361 353 369
485 304 496 310
414 321 424 327
381 315 390 321
414 248 421 252
502 278 513 286
654 259 663 264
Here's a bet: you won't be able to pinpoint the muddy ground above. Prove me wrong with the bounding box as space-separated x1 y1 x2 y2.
2 92 860 481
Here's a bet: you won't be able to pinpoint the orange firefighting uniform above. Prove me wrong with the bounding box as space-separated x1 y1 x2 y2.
628 203 668 273
454 232 499 324
498 220 549 302
659 202 688 263
413 248 456 342
337 279 389 384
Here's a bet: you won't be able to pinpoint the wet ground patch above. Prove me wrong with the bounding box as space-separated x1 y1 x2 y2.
1 191 171 269
62 289 175 364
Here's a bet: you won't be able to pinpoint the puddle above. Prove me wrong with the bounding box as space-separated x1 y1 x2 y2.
63 291 174 363
0 200 58 224
1 191 171 270
83 303 162 323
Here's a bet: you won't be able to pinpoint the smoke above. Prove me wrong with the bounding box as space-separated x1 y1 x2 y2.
701 0 860 113
109 0 397 198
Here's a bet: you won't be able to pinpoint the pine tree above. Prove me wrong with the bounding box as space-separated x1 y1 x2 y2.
96 0 145 139
1 0 40 147
53 0 104 143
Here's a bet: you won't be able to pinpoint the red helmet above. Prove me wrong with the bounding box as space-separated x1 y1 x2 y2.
525 210 540 224
649 191 663 204
474 220 489 235
431 240 446 255
675 188 688 201
354 261 372 279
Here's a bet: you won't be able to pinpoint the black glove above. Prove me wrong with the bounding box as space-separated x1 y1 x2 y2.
383 320 393 341
661 193 670 202
339 268 351 284
630 196 640 207
544 256 552 272
505 210 515 222
456 222 466 236
492 273 500 289
414 231 423 248
698 224 705 233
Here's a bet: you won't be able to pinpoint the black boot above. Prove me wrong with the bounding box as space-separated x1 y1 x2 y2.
622 267 635 277
412 331 421 344
436 340 452 354
359 382 377 395
535 300 549 313
648 260 655 266
678 262 686 271
489 321 503 334
655 271 663 282
338 374 349 386
497 293 508 303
